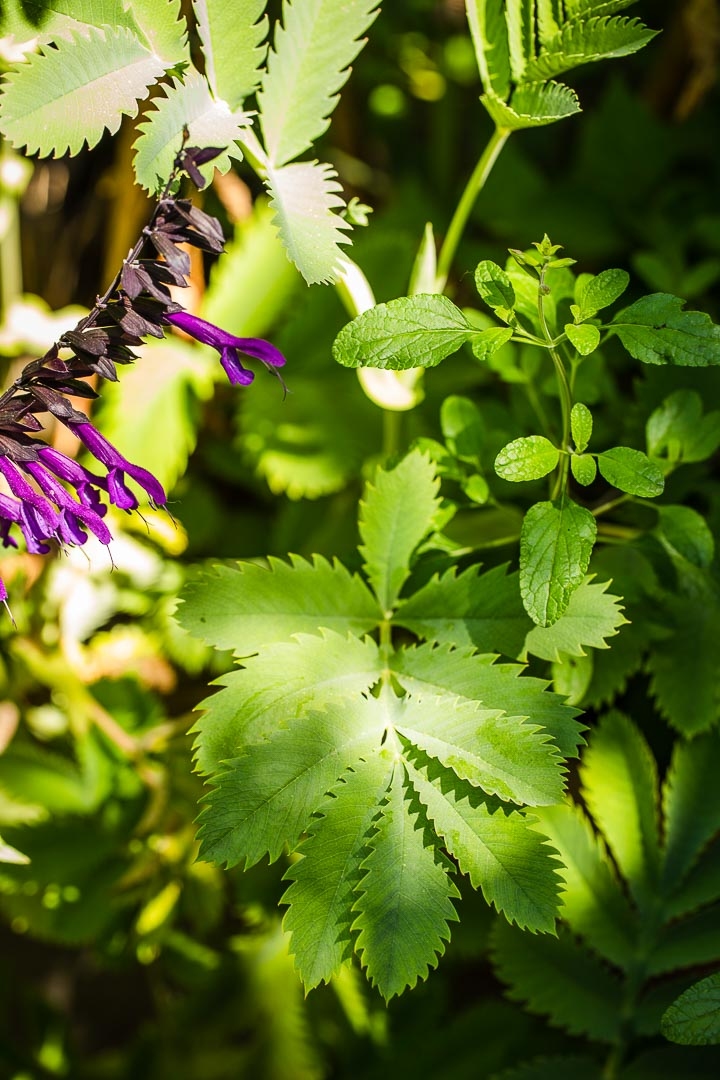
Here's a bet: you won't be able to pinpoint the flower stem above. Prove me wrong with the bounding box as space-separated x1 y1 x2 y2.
435 126 510 291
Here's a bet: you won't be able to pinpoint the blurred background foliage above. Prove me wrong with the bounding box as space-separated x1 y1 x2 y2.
1 0 720 1076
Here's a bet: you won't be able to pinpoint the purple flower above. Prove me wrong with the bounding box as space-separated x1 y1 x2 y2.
66 422 167 511
164 311 286 387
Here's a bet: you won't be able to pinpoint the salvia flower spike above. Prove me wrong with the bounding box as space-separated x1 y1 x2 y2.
0 137 287 613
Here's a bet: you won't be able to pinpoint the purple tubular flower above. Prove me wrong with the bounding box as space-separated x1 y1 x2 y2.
164 311 286 387
23 459 112 545
67 422 167 510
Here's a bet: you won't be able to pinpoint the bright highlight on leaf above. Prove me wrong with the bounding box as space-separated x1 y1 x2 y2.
520 498 598 626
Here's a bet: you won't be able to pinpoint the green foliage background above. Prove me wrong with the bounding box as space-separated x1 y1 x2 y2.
1 0 720 1076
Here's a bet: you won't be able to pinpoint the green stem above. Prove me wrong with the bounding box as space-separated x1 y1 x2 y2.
537 269 573 500
436 126 510 290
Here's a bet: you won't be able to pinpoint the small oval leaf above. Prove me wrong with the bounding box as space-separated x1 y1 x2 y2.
495 436 560 482
571 454 597 486
520 498 597 626
597 446 664 498
565 322 600 356
571 403 593 452
475 261 516 310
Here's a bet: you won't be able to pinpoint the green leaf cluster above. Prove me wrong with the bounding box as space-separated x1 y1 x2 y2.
466 1 657 131
492 712 720 1067
0 0 378 283
179 450 584 998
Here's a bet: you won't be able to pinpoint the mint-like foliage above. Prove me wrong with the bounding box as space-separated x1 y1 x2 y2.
610 293 720 366
662 974 720 1046
520 499 597 626
179 450 582 997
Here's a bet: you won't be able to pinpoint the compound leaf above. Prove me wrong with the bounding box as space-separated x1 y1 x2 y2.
282 750 394 989
0 26 164 156
197 695 387 868
191 631 381 774
580 711 661 908
265 159 350 284
407 758 561 932
523 16 657 81
522 576 627 662
610 293 720 367
258 0 380 167
351 765 459 1000
532 802 636 969
359 449 440 612
492 920 623 1042
178 555 381 656
193 0 268 108
333 294 474 371
520 498 597 626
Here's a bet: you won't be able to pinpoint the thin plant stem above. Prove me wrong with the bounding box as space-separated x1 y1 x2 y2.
536 267 573 500
436 126 510 290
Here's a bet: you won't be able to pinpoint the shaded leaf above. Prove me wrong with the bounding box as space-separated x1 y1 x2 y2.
662 973 720 1046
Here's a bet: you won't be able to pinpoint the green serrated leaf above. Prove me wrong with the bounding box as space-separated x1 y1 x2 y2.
396 695 566 807
133 70 248 191
264 159 350 284
7 0 137 43
407 758 560 932
580 710 660 907
0 26 164 156
178 555 381 656
610 293 720 367
575 267 630 319
662 731 720 890
465 0 511 98
491 920 623 1042
655 505 715 569
495 436 560 482
332 294 473 371
125 0 189 66
666 840 720 921
394 563 532 660
475 260 516 310
571 403 593 452
662 973 720 1046
520 498 597 626
282 751 394 989
523 16 657 82
190 631 381 775
193 0 267 108
597 446 664 497
351 765 459 999
532 803 637 969
359 449 440 612
392 642 583 760
197 696 387 868
481 80 581 130
258 0 380 167
646 390 720 463
565 322 600 355
522 577 627 662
